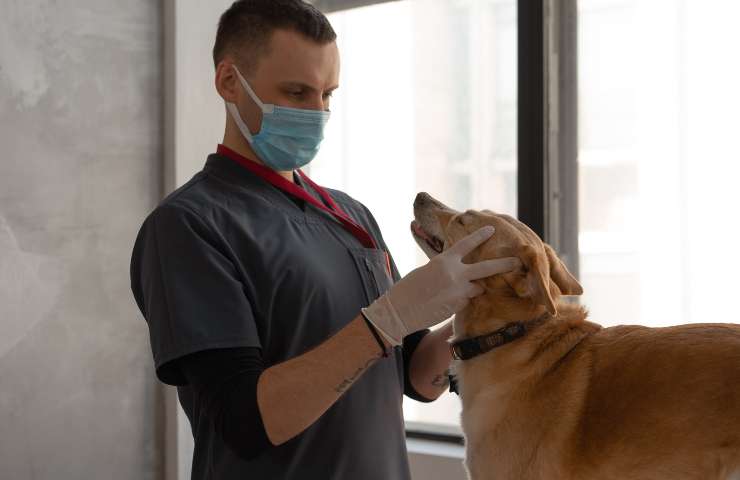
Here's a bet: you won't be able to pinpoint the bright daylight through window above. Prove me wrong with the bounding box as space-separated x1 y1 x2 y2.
309 0 517 431
578 0 740 328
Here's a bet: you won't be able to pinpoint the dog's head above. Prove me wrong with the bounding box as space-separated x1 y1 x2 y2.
411 192 583 317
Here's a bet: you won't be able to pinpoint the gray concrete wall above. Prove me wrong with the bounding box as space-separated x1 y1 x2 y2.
0 1 163 479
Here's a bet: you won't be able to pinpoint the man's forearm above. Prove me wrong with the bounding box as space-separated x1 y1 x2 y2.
409 321 454 401
256 313 390 445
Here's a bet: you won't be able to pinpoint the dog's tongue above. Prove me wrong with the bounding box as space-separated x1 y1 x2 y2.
411 221 431 242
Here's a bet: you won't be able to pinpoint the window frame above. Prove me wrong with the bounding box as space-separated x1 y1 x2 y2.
312 0 399 13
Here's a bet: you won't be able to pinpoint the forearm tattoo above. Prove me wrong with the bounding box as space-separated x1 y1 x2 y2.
334 352 383 394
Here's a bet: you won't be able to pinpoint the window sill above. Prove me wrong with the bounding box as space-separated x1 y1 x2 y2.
406 437 465 460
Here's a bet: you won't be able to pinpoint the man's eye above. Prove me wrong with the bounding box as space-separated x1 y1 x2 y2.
289 91 303 97
323 91 334 99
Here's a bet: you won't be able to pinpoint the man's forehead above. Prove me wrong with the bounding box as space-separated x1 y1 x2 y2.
255 29 339 85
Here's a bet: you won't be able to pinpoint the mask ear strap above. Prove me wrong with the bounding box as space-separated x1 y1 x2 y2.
232 65 274 114
225 101 255 142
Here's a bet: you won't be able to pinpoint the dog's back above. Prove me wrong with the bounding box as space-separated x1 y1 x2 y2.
569 323 740 479
460 318 740 480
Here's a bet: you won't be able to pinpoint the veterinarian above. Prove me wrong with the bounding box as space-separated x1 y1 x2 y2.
130 1 519 478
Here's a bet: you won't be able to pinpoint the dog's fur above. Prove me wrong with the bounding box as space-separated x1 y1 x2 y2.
411 192 740 480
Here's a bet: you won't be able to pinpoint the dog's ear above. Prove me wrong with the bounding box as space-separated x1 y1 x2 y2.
543 243 583 296
515 244 557 315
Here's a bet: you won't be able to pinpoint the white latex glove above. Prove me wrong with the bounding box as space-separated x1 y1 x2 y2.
361 226 521 346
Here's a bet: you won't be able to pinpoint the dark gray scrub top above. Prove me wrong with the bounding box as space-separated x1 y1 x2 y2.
130 151 413 479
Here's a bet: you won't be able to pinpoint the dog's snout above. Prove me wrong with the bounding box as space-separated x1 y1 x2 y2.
415 192 451 212
414 192 432 209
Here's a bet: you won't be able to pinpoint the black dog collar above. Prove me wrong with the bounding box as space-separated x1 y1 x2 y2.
450 322 527 361
446 322 524 395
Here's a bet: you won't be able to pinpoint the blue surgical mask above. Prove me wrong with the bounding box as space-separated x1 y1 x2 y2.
225 65 331 171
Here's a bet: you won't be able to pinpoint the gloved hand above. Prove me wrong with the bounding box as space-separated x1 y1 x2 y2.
361 226 521 346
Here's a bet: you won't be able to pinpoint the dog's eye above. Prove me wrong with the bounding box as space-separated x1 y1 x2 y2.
457 215 473 226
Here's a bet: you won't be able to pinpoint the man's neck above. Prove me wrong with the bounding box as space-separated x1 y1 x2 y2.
221 132 295 183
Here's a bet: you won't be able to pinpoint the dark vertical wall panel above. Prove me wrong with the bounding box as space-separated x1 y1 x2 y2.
517 0 546 238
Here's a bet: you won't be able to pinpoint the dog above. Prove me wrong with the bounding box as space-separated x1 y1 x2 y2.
410 192 740 480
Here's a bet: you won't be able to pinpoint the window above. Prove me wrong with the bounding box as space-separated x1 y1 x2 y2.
308 0 517 431
578 0 740 327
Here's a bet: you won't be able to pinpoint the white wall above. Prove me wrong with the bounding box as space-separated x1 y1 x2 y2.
0 0 162 478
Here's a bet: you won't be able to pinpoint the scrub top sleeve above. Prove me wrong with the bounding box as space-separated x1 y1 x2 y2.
130 204 262 386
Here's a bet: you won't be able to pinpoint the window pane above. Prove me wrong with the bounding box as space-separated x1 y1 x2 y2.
578 0 740 327
311 0 517 429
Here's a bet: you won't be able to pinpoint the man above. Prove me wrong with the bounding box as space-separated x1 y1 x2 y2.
130 1 519 478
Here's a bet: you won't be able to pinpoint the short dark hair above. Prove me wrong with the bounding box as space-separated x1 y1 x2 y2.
213 0 337 73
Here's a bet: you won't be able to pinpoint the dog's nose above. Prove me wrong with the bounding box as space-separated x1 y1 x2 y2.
414 192 432 208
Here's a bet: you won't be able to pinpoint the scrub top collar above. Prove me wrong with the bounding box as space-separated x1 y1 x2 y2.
204 152 305 187
203 151 331 214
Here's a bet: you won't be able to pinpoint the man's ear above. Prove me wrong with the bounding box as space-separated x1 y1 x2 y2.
543 243 583 295
515 244 557 315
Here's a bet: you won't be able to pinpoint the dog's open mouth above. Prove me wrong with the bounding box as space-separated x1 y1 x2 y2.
411 220 444 254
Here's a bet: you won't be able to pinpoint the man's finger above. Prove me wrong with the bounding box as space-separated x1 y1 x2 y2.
464 257 522 280
446 226 496 257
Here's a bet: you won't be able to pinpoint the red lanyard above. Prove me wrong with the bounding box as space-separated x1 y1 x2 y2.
216 145 391 275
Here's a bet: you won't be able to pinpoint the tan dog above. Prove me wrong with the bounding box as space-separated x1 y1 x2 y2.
410 192 740 480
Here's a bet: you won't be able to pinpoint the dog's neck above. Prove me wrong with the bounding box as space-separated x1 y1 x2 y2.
451 296 551 343
451 298 598 367
450 311 552 361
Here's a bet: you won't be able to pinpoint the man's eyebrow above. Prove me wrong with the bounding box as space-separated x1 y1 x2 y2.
278 81 339 93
